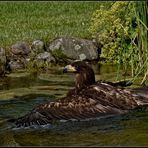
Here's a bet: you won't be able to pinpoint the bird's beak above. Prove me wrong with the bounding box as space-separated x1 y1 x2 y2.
63 65 76 73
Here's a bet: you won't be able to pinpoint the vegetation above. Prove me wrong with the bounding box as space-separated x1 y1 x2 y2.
89 1 148 84
0 1 147 85
51 49 69 64
0 1 103 48
133 2 148 85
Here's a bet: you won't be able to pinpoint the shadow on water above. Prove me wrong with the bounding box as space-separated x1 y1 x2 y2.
0 64 148 146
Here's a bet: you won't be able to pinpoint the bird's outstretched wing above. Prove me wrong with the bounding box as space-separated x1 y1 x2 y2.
16 83 136 127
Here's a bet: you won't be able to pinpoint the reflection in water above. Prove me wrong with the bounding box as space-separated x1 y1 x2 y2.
0 131 20 146
0 64 148 146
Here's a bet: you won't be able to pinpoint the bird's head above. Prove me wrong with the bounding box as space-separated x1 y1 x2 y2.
63 61 96 89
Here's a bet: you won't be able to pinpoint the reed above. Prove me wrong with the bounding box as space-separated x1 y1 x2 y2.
127 2 148 85
114 2 147 85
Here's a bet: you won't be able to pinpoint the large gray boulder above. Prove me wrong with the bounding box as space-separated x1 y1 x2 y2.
47 36 99 62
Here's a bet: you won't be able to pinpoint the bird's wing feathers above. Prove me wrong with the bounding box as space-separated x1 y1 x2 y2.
16 84 129 127
85 82 140 109
16 82 144 127
15 61 148 128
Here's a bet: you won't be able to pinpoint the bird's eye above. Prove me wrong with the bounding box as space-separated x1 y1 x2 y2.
75 65 79 70
77 66 82 72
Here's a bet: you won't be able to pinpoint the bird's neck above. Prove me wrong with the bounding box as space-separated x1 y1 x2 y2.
75 71 95 90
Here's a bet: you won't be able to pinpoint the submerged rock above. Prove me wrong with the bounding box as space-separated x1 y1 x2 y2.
47 36 99 62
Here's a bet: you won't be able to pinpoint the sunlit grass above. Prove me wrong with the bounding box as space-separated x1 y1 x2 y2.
0 1 102 49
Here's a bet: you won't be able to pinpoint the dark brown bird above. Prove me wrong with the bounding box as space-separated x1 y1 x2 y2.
16 61 148 127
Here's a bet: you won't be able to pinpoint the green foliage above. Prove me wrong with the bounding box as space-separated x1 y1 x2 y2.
26 51 46 73
89 1 148 83
51 49 68 64
89 2 135 63
129 2 148 84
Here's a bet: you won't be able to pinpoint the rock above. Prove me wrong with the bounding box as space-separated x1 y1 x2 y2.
8 60 24 71
47 36 99 62
0 48 6 64
8 41 31 71
0 65 5 75
0 47 5 56
36 52 55 63
0 48 6 75
31 40 45 54
7 53 30 71
11 41 30 56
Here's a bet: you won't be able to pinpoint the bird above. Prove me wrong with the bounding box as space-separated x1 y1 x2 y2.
15 61 148 127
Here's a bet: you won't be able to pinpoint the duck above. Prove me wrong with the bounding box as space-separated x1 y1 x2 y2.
16 61 148 127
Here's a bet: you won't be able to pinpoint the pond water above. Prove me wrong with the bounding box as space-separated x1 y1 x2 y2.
0 64 148 146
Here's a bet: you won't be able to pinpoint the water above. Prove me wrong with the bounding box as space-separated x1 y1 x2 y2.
0 64 148 146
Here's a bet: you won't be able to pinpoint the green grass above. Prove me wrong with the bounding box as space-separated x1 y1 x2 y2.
0 1 103 49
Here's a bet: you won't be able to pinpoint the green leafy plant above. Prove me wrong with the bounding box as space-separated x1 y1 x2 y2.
89 2 134 63
89 1 148 84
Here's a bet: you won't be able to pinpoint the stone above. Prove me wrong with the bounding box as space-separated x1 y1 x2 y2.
8 60 24 71
31 40 45 54
8 41 31 71
11 41 30 55
36 52 55 63
47 36 99 62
